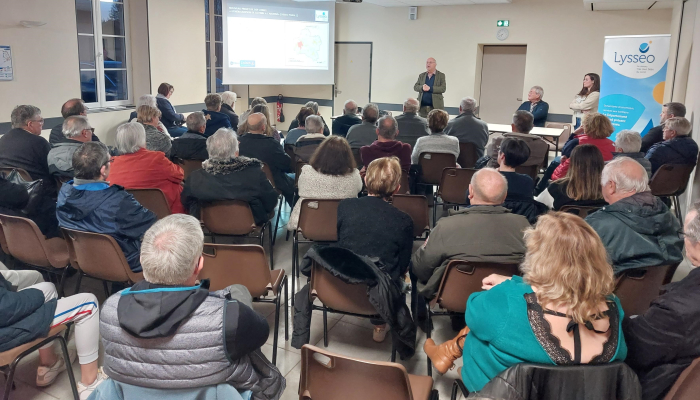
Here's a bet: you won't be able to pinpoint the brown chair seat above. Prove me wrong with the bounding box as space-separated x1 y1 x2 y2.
408 374 435 400
0 325 66 367
44 237 71 269
392 194 430 239
664 357 700 400
615 264 678 316
269 268 284 296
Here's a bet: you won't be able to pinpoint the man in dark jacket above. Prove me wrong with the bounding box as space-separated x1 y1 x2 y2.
395 98 429 149
171 112 209 161
287 101 331 136
239 113 294 206
645 116 698 175
444 97 490 158
49 98 102 145
586 157 683 275
346 103 380 149
331 99 361 137
516 86 549 127
640 102 686 153
56 142 157 272
202 93 232 138
623 201 700 400
181 129 278 224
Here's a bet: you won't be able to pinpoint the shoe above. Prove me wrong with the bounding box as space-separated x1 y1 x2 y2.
78 367 107 400
424 326 470 374
36 347 77 387
373 324 390 343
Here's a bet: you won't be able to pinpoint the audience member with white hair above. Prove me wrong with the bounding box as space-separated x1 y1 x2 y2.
128 95 168 133
360 115 412 172
623 200 700 400
516 86 549 127
171 111 209 161
284 107 314 145
108 122 186 213
181 128 278 224
96 214 284 399
411 109 459 165
136 104 173 157
47 115 94 178
294 115 328 162
612 130 652 177
444 96 490 157
287 100 330 136
219 91 239 129
482 110 549 169
645 116 698 175
332 99 361 137
585 156 683 275
395 98 429 148
347 103 380 149
50 98 103 145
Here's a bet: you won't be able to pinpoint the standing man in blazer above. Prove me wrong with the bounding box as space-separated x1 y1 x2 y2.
517 86 549 127
414 58 446 118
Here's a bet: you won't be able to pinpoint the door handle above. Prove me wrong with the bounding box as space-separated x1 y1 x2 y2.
516 98 522 101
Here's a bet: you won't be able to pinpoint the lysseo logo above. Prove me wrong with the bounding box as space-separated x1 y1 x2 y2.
639 42 650 53
614 41 655 65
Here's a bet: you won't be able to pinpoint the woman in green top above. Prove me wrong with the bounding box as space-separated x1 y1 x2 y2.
425 212 627 393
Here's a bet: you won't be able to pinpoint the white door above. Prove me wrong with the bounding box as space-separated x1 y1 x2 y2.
478 46 527 124
334 42 371 124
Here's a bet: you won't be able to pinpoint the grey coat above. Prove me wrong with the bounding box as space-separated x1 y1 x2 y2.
47 141 82 178
142 123 172 158
346 121 378 149
444 111 490 158
396 112 429 149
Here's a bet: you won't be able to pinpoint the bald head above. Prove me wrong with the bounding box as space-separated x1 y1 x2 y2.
344 100 358 115
601 157 649 204
61 98 87 119
468 168 508 205
247 112 266 133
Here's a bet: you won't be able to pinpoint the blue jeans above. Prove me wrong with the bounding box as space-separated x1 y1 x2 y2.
167 126 187 137
534 156 561 196
574 117 582 130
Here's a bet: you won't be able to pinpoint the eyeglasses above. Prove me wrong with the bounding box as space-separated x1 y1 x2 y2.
30 118 44 125
102 157 115 168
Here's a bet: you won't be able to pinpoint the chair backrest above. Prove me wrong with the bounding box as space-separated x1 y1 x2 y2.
0 167 32 181
125 188 171 220
0 213 52 268
284 144 297 172
559 205 602 219
297 199 340 241
615 265 676 316
351 147 363 169
261 162 277 189
299 345 416 400
61 228 143 284
545 122 572 149
457 142 480 169
295 161 308 188
664 357 700 400
399 171 410 194
200 244 272 297
201 200 256 235
0 224 9 255
419 152 456 185
392 194 430 238
437 168 476 205
650 164 695 197
178 159 203 180
514 164 539 180
310 261 377 316
434 260 520 312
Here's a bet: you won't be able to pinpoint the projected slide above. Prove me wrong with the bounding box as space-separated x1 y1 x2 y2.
227 4 330 70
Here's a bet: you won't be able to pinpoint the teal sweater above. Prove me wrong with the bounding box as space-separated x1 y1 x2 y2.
461 276 627 392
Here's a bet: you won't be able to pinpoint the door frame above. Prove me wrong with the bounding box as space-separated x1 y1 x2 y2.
476 44 528 119
333 41 373 115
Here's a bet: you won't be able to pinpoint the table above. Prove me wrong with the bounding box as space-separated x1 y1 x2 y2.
487 123 566 155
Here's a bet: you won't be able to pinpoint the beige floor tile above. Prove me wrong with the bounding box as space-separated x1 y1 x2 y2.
3 380 60 400
260 344 301 377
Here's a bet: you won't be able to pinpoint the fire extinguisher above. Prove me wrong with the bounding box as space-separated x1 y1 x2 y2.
277 94 285 123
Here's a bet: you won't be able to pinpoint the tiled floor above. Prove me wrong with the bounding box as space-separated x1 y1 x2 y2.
11 204 464 400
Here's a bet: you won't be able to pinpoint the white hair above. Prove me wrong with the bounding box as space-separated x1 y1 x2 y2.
665 117 692 136
601 157 649 194
531 86 544 99
115 122 146 154
136 94 157 108
220 91 237 107
615 130 642 153
62 115 91 138
206 128 238 161
304 101 319 114
403 98 420 114
460 97 477 113
686 203 700 244
186 111 206 132
305 115 324 134
343 99 358 114
140 214 204 285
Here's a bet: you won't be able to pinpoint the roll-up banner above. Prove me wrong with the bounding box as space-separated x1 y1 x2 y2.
599 34 671 140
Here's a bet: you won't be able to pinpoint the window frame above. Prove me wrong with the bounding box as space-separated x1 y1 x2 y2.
206 0 229 94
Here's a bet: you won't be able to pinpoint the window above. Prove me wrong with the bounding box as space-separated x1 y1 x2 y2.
205 0 227 93
75 0 131 107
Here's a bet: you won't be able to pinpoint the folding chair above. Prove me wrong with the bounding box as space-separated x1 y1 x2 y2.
664 357 700 400
514 164 539 181
300 344 437 400
125 188 171 220
433 168 476 226
544 122 572 157
649 164 695 222
399 171 411 195
419 152 457 187
352 148 364 169
392 194 430 240
200 244 288 365
560 205 602 219
615 264 678 316
176 159 203 180
284 144 297 172
457 142 479 169
262 162 283 246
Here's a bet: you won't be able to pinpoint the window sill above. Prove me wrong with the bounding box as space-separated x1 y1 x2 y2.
86 105 135 114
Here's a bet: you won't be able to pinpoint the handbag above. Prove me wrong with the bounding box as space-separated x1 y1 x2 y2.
3 169 47 215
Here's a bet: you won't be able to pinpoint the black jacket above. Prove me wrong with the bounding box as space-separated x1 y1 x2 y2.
203 110 233 138
640 125 664 154
0 128 53 186
292 246 416 359
623 267 700 400
49 123 101 145
331 114 361 137
0 274 57 352
0 176 29 212
646 136 699 175
220 103 239 131
156 96 185 129
171 131 209 161
289 116 330 136
548 181 608 211
181 157 278 225
238 133 294 206
503 197 548 225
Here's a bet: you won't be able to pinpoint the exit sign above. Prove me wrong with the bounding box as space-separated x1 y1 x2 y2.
497 20 510 27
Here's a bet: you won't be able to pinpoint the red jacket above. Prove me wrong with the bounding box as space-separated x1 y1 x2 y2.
551 135 615 181
109 148 185 214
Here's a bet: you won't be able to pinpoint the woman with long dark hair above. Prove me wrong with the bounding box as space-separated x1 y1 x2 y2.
570 73 601 129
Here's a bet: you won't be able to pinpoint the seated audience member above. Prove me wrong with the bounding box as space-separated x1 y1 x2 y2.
130 95 168 133
108 122 185 214
251 104 282 142
289 136 362 231
443 97 489 158
645 116 698 175
284 107 314 145
336 157 413 342
496 138 534 199
347 103 380 149
155 82 187 137
641 102 686 153
220 91 239 129
551 113 615 181
517 86 549 127
99 214 284 399
412 168 529 329
56 141 157 272
294 115 328 163
535 144 608 211
482 110 549 169
0 261 43 291
0 274 103 397
239 113 294 206
424 212 626 391
411 109 459 165
0 105 60 237
202 93 232 138
287 100 330 136
395 98 429 149
332 100 361 137
181 129 278 225
586 157 683 275
612 130 652 177
170 111 209 161
137 105 172 157
47 116 94 178
623 202 700 400
49 98 101 144
361 115 412 173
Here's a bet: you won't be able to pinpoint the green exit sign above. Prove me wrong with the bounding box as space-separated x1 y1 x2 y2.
497 20 510 27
